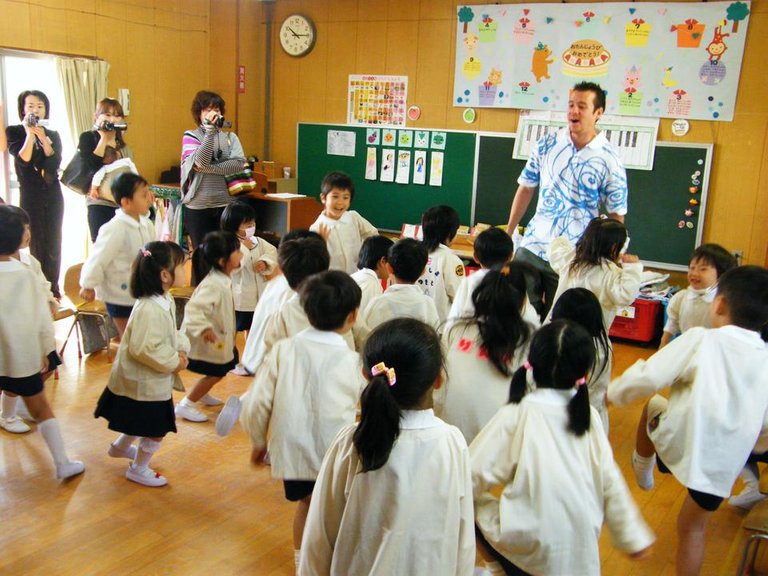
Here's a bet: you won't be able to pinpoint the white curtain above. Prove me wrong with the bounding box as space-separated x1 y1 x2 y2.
55 57 110 146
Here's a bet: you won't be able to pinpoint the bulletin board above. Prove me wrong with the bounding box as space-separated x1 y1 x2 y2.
297 123 476 231
474 134 712 270
453 2 750 121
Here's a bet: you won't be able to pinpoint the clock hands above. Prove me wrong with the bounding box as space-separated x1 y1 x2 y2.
287 26 309 38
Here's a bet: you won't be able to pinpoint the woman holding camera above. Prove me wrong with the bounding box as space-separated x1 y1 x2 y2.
77 98 133 242
5 90 64 298
181 90 247 249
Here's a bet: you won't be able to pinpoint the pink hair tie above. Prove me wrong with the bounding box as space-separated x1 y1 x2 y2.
524 360 532 371
575 377 587 387
139 248 152 257
371 362 396 386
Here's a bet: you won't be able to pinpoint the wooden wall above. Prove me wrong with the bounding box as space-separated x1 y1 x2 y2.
264 0 768 266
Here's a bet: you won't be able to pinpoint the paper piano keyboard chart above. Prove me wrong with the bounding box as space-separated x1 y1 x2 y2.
513 112 659 170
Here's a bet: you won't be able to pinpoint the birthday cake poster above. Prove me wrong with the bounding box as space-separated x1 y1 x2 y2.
454 2 750 121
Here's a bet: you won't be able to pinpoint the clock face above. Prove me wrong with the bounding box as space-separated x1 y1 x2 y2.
280 14 316 57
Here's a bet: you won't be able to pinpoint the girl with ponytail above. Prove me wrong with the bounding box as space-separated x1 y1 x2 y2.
436 263 533 444
471 320 654 575
95 241 189 487
299 318 475 576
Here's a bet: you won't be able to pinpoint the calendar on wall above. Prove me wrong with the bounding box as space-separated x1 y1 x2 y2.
347 75 408 127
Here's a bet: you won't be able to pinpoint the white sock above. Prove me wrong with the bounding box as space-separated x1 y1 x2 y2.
180 396 194 406
741 462 760 488
133 437 162 470
1 392 18 419
632 450 656 490
38 418 71 466
294 549 301 574
483 560 505 576
113 434 138 451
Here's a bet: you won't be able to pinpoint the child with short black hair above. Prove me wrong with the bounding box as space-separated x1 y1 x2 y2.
95 241 189 487
175 231 242 422
437 264 532 444
609 265 768 576
80 172 156 338
0 206 84 479
447 226 539 329
352 235 393 313
219 201 277 335
299 318 475 575
240 270 364 573
473 320 654 575
417 205 465 321
361 238 439 333
660 243 737 348
310 171 378 274
551 287 613 433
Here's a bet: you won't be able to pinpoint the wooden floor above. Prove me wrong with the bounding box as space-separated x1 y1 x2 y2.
0 325 757 575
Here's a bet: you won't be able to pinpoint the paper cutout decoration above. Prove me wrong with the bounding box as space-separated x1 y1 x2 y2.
670 19 706 48
382 129 396 147
625 18 651 47
561 39 611 77
668 89 692 116
458 5 475 34
396 150 412 184
415 131 429 148
398 130 413 147
366 129 381 146
380 150 395 182
365 147 378 180
429 151 444 187
413 150 427 185
514 10 535 45
478 13 498 42
463 108 476 124
478 68 502 105
430 132 447 150
532 42 554 82
726 2 750 33
619 66 643 114
407 106 421 121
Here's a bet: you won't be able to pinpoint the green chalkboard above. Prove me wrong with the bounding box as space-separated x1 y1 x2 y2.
297 123 476 231
474 134 711 270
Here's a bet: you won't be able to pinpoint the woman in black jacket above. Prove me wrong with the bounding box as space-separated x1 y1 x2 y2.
5 90 63 298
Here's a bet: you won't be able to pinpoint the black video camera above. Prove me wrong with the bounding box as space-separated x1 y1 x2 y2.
24 113 49 128
101 121 128 132
204 115 232 129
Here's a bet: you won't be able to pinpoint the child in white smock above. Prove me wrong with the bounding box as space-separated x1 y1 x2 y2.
350 235 393 314
310 171 377 274
300 318 475 576
95 241 189 487
472 320 654 575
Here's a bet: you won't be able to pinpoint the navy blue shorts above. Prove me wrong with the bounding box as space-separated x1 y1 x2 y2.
283 480 315 502
0 372 44 397
235 310 254 332
657 457 723 511
106 302 134 319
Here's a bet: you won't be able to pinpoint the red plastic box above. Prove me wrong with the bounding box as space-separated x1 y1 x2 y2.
609 298 663 343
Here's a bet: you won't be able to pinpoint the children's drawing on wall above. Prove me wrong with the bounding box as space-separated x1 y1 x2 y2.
429 151 444 187
348 74 408 126
398 130 413 147
366 128 381 145
430 132 447 151
396 150 412 184
365 147 378 181
382 128 396 146
415 131 430 148
380 151 395 182
453 2 750 120
327 130 356 157
413 150 427 185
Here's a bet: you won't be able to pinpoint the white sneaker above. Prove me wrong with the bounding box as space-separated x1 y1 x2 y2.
228 365 252 377
175 402 208 422
729 485 767 510
0 415 31 434
56 460 85 480
108 443 138 460
126 465 167 487
215 396 241 437
632 451 655 491
200 393 223 406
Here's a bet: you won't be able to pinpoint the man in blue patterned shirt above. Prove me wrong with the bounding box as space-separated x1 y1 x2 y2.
506 81 628 319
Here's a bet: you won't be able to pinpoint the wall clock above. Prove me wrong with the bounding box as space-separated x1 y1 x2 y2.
279 14 316 57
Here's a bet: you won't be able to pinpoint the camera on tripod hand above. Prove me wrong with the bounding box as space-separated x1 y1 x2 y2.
24 113 49 128
100 121 128 132
203 115 232 129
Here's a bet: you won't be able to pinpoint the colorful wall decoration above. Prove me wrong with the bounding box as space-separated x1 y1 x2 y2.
454 2 750 121
348 75 409 126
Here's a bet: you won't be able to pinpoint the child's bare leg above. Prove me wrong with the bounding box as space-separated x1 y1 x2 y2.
676 494 711 576
294 494 311 549
635 401 656 457
185 376 222 402
632 398 661 490
111 316 129 340
22 391 55 422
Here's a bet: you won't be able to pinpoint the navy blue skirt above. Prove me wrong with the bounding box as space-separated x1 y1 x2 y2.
94 387 177 437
